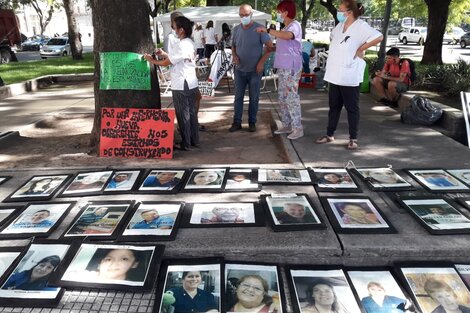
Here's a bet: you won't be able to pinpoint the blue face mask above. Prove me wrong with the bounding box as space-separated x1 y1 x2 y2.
241 16 251 26
276 13 284 23
336 11 347 23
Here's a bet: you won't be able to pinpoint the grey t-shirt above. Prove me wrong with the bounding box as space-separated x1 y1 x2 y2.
232 22 271 73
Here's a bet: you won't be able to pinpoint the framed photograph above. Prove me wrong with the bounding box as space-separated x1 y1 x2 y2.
262 194 326 231
3 174 71 202
52 242 164 291
311 168 360 192
353 167 414 191
103 170 141 193
62 201 134 240
0 202 75 238
397 197 470 234
320 197 395 234
447 169 470 187
0 240 71 307
118 201 184 241
225 263 285 313
455 264 470 290
0 207 21 228
0 176 11 186
183 202 263 228
59 170 114 196
347 268 414 313
406 169 470 192
224 168 261 192
183 168 227 192
154 260 222 313
286 267 362 313
137 169 187 193
258 168 312 185
458 197 470 211
0 247 23 284
399 265 470 313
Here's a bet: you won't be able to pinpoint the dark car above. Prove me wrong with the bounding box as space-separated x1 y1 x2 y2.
461 32 470 48
22 35 49 51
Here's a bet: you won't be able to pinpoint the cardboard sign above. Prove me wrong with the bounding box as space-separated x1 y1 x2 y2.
100 108 175 159
198 81 215 97
208 48 233 89
99 52 151 90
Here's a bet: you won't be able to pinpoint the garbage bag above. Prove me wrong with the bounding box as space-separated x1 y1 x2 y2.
401 95 443 126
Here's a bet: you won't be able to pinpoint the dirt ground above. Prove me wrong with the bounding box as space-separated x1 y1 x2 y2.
0 109 289 170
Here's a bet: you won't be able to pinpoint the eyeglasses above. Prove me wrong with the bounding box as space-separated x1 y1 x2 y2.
239 283 264 293
337 9 351 13
239 13 251 18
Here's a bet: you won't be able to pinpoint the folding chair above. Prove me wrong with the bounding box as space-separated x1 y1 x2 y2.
260 52 277 92
157 65 171 94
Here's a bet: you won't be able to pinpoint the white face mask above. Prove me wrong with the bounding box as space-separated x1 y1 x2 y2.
241 15 251 26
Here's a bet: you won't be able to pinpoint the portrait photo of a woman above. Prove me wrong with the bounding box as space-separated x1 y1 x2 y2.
185 169 226 190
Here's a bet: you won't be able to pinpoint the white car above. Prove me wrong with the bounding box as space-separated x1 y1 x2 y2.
443 26 464 44
398 27 427 45
40 37 71 59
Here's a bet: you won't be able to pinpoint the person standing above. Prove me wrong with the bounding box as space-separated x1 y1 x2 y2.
229 4 273 132
193 23 205 61
315 0 382 150
145 16 199 151
256 0 304 140
203 20 218 65
163 11 184 54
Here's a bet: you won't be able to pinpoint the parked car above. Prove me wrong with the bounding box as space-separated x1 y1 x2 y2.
444 26 465 44
461 32 470 48
40 37 71 59
398 27 427 45
22 35 49 51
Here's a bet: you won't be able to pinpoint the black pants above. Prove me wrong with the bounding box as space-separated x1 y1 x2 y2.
172 81 199 149
326 83 360 140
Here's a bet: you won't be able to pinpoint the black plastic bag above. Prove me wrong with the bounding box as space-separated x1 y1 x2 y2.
401 95 443 126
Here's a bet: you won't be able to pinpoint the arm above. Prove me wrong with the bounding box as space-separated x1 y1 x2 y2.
256 43 273 74
144 53 172 66
256 26 294 40
355 35 383 58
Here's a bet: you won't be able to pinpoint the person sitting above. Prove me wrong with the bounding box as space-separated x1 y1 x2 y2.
372 47 411 107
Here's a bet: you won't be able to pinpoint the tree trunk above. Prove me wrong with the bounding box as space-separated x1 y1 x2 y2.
422 0 451 65
319 0 338 25
63 0 83 60
206 0 230 5
377 0 392 68
89 0 161 150
300 0 316 40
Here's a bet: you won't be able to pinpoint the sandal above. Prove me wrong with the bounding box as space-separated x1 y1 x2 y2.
315 135 334 144
347 139 358 150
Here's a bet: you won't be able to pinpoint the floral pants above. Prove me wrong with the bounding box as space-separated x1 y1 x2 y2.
277 68 302 129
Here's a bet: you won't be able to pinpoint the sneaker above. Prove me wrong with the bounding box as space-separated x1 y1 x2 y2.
248 123 256 132
287 128 304 140
347 139 358 150
315 135 334 144
229 123 242 132
274 126 292 134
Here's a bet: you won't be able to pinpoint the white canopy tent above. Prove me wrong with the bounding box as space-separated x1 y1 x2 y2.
155 6 272 41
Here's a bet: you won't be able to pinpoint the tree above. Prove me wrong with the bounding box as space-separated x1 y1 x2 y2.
63 0 83 60
319 0 338 25
377 0 392 64
89 0 161 150
299 0 316 39
206 0 230 5
18 0 61 36
422 0 451 65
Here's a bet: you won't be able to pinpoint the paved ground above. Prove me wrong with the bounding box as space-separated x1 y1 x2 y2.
0 78 470 313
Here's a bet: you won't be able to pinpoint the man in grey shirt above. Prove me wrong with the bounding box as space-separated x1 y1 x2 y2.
229 4 273 132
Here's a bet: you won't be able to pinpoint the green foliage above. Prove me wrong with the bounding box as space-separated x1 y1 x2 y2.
0 53 94 85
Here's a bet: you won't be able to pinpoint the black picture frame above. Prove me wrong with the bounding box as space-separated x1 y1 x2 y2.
0 239 72 307
320 196 396 234
224 168 261 192
2 174 72 203
182 202 264 228
396 196 470 235
51 242 165 292
103 169 142 194
153 258 223 313
346 266 416 313
0 176 11 186
224 262 286 313
285 265 363 313
117 201 184 241
352 167 415 191
257 168 312 185
182 168 228 192
406 168 470 193
0 247 24 285
61 200 135 240
446 169 470 187
0 206 21 228
396 262 470 313
261 194 326 232
0 201 76 239
457 197 470 211
136 168 188 194
58 170 114 197
311 168 361 192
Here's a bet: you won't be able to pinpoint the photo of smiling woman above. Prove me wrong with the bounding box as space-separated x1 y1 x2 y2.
185 169 226 190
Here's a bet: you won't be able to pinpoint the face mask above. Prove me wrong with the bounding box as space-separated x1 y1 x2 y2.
276 13 284 23
241 16 251 26
336 12 347 23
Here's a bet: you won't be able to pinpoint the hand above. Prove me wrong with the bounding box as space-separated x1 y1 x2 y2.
255 26 267 33
256 62 264 74
355 49 365 59
232 54 240 64
143 53 153 62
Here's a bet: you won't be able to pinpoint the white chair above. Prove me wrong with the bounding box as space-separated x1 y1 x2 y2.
261 52 277 92
157 65 171 94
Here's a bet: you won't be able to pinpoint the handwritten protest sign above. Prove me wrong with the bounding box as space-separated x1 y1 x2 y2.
100 52 151 90
198 81 215 97
100 108 175 159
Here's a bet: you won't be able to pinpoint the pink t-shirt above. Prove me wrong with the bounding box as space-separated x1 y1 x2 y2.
274 20 302 71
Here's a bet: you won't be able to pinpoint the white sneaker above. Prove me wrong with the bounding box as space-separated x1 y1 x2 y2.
274 126 292 134
287 128 304 140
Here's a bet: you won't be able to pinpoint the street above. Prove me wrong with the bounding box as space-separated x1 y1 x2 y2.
14 45 93 62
